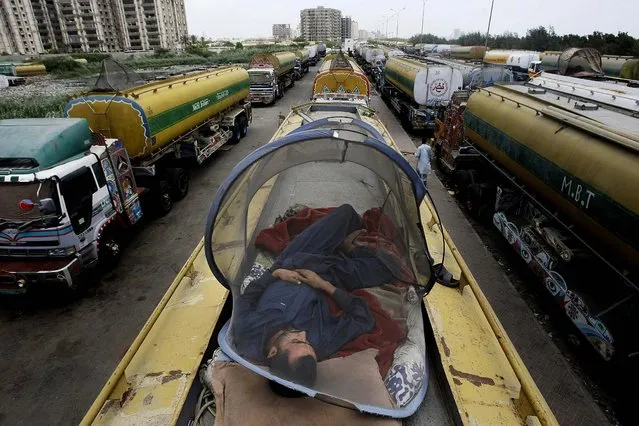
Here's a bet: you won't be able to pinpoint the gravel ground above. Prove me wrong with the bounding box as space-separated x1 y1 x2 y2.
1 75 91 101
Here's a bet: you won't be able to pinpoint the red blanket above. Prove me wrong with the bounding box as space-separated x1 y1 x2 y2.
255 206 408 377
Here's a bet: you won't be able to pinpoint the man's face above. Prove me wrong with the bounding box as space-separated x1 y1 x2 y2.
270 330 317 362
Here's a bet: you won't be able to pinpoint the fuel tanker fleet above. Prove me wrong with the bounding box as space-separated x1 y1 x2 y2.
433 68 639 369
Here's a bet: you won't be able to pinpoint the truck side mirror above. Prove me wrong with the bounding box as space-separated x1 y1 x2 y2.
38 198 57 215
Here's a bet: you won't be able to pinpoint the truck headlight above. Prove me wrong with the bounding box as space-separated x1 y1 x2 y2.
48 247 76 257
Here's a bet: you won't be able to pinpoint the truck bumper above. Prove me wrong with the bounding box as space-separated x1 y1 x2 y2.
248 93 275 104
0 257 81 294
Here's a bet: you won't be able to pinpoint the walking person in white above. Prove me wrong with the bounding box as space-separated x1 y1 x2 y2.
415 138 432 188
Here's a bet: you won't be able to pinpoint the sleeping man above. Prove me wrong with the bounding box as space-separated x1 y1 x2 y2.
232 204 396 387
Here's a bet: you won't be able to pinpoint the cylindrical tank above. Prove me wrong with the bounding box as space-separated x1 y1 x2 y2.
620 59 639 80
64 67 249 161
365 48 384 64
295 49 310 63
384 57 464 106
450 46 487 60
248 52 296 77
317 44 327 56
0 63 17 76
313 56 370 98
464 86 639 262
306 45 318 59
483 50 540 71
601 55 635 77
15 64 47 76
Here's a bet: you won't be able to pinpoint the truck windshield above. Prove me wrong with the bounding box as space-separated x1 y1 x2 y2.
249 72 272 85
0 180 61 229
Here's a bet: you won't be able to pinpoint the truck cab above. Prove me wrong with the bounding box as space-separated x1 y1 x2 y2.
0 119 142 294
248 68 278 104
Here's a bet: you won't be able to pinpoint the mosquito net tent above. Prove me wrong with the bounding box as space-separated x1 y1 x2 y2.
205 117 436 417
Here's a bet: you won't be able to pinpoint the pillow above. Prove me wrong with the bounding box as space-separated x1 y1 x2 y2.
209 360 400 426
316 348 395 409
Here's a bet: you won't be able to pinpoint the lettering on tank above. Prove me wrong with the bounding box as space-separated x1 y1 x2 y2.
560 176 596 210
192 98 210 111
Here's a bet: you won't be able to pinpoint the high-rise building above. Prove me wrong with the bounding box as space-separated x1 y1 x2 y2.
272 24 291 40
340 16 351 42
300 6 341 42
0 0 44 54
358 29 370 40
0 0 188 54
351 20 359 39
453 28 461 40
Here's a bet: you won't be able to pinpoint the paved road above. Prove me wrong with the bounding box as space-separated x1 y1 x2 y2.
0 69 315 425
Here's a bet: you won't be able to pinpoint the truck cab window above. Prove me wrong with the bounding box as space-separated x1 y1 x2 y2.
92 162 107 188
61 167 97 234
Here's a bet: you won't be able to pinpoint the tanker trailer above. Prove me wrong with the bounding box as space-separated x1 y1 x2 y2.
247 51 296 105
425 56 513 89
450 46 487 60
363 48 385 74
306 45 319 65
317 43 327 58
483 49 540 78
66 62 252 215
312 51 370 103
434 78 639 365
621 59 639 80
293 48 310 80
380 57 463 131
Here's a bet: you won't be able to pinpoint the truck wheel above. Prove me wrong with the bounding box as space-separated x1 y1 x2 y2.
276 84 284 99
168 168 189 201
156 181 173 216
99 230 122 270
229 120 242 144
239 115 249 138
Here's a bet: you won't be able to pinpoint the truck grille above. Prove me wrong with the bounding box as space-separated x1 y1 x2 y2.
0 247 50 258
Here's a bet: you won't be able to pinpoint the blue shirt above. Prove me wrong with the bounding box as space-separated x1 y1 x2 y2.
232 271 375 362
415 144 432 175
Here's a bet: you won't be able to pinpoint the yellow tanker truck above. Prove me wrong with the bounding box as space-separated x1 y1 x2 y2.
312 51 370 103
434 73 639 371
0 61 251 294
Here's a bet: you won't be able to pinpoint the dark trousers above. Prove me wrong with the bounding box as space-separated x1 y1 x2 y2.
275 204 393 290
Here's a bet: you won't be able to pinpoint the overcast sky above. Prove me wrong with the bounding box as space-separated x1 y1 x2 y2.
185 0 638 40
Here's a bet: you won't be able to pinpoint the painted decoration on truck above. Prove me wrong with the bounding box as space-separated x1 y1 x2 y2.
429 79 449 97
492 211 615 360
102 157 122 214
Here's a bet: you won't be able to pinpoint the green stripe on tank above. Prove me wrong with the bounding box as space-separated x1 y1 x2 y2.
148 80 249 136
463 110 639 252
384 65 415 98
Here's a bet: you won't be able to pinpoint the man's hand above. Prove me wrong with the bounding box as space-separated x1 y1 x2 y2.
272 268 303 285
297 269 335 295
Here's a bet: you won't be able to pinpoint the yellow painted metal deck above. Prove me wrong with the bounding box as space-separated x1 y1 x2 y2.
82 102 557 426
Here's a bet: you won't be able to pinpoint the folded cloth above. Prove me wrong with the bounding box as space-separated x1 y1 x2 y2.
210 361 401 426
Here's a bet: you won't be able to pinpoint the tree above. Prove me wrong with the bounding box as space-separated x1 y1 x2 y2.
456 32 483 46
235 42 244 50
190 35 197 46
200 36 206 47
409 33 447 45
293 37 307 43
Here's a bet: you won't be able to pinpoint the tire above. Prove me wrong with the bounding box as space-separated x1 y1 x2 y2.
99 229 122 270
276 83 284 99
229 119 241 144
156 180 173 216
239 115 249 138
167 168 189 201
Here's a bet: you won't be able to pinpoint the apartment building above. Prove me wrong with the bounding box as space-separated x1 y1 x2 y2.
272 24 291 41
0 0 188 54
300 6 341 42
0 0 44 54
340 16 351 42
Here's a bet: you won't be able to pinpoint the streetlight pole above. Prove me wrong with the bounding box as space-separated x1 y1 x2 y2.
420 0 426 37
391 7 405 40
480 0 496 78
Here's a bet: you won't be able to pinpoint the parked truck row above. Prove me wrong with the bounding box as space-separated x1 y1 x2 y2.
0 63 253 294
433 71 639 368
